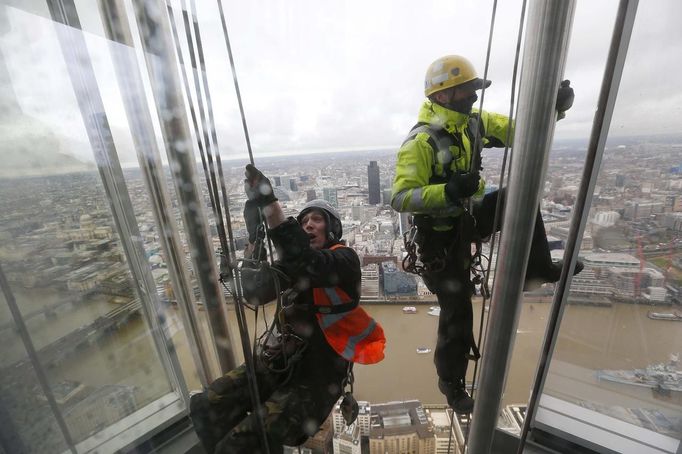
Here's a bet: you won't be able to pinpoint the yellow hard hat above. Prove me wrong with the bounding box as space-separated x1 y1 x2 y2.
424 55 491 97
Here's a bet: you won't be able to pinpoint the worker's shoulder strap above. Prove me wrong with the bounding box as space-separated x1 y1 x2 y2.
328 243 345 251
466 113 485 172
402 122 458 156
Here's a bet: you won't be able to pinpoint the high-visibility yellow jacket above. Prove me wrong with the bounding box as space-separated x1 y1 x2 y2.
391 100 512 226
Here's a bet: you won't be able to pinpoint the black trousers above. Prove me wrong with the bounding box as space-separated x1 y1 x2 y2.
190 359 343 454
416 188 553 386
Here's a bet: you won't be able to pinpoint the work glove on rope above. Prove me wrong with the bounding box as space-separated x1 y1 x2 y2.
244 164 277 207
243 200 262 244
556 79 574 121
445 171 480 203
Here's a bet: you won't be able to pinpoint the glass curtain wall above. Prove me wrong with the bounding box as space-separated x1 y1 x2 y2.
0 1 218 452
2 0 681 453
528 2 682 453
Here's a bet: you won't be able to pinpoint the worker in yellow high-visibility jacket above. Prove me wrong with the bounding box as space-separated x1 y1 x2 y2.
391 55 582 414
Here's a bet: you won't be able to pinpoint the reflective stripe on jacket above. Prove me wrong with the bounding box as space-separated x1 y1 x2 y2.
391 100 512 220
313 245 386 364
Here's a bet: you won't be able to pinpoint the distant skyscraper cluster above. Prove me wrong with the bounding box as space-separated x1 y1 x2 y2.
367 161 380 205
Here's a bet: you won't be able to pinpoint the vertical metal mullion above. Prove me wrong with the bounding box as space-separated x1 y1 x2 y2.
522 0 640 449
131 0 236 374
0 265 77 453
468 1 576 452
97 0 214 388
45 0 188 399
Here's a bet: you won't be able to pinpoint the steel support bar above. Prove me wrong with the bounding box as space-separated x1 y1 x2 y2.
46 0 188 397
468 1 575 452
98 0 216 387
131 0 236 374
522 0 639 450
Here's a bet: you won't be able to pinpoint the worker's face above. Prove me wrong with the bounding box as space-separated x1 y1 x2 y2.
300 210 327 250
447 87 478 114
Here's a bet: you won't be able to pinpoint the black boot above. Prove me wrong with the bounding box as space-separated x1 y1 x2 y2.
525 259 584 291
439 379 474 414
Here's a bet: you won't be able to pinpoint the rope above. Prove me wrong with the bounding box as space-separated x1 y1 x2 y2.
470 0 528 394
168 1 231 271
464 0 528 451
444 1 501 451
216 0 255 166
169 2 271 452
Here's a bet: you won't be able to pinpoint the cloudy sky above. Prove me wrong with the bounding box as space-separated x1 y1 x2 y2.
1 0 681 167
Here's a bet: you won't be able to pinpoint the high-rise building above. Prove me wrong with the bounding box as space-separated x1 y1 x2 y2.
381 261 417 296
306 189 317 202
368 400 435 454
368 161 381 205
361 263 380 299
332 399 371 436
323 187 339 208
425 406 463 454
333 423 362 454
382 188 392 206
280 175 296 192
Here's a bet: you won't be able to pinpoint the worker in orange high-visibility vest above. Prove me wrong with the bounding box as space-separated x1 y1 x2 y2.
190 165 385 454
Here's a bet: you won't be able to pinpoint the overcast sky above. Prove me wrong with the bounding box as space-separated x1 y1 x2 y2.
1 0 681 167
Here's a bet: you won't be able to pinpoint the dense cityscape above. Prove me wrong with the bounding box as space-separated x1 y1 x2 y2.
0 136 680 453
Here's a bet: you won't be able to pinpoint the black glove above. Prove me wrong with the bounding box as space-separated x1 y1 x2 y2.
556 79 574 120
243 199 261 243
444 171 480 202
244 164 277 207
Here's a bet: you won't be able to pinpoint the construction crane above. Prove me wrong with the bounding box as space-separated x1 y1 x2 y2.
634 234 645 298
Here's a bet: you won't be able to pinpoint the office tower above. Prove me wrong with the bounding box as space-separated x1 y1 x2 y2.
333 424 361 454
280 175 293 191
323 187 339 208
368 160 380 205
383 188 392 206
306 189 317 202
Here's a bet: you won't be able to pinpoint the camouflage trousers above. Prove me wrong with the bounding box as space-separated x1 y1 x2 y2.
190 360 341 454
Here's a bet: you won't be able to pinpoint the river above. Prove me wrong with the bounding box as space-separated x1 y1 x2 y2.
2 290 680 433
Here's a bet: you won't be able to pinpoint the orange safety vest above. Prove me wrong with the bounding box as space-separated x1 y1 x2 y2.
312 244 386 365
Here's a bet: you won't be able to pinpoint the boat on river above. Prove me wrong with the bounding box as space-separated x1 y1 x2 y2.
427 306 440 316
596 354 681 392
416 347 432 354
647 311 682 321
402 306 417 314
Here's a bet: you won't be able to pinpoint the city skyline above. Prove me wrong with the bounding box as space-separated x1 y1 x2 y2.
0 134 680 453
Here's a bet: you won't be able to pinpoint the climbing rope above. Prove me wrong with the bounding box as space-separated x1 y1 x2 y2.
469 0 528 402
167 1 272 452
463 0 528 451
440 0 529 451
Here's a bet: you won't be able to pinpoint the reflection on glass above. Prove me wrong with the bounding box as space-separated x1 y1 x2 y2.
0 170 174 449
0 4 176 451
537 142 681 451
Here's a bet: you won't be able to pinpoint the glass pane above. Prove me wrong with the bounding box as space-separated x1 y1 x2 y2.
0 3 185 449
533 2 682 452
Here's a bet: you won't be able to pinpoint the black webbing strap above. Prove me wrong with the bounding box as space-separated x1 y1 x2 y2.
314 299 359 315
